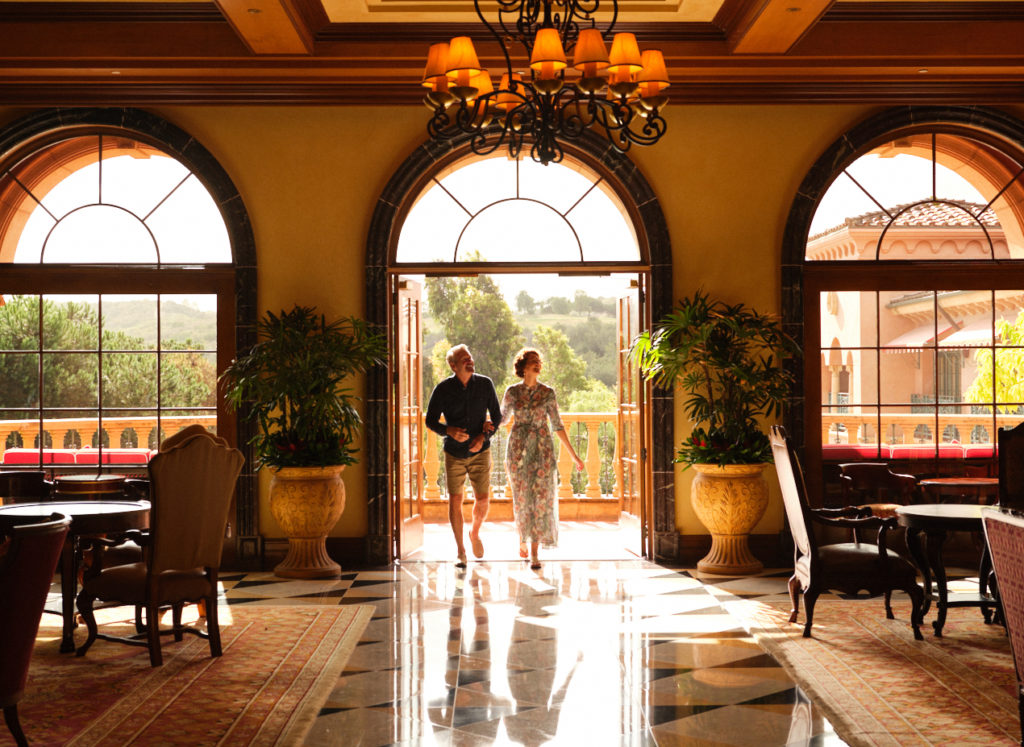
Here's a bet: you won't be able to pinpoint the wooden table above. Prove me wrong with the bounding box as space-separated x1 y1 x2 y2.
54 474 127 501
896 503 998 636
0 499 149 652
918 476 999 504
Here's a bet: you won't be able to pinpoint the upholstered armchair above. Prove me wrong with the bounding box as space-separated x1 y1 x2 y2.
999 423 1024 512
0 513 70 746
75 427 243 666
771 426 924 640
982 507 1024 745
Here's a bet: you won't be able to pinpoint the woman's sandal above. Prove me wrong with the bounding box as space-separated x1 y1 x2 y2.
530 556 541 570
519 543 529 560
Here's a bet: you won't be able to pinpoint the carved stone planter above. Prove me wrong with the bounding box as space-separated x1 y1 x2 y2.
270 465 345 579
690 463 769 575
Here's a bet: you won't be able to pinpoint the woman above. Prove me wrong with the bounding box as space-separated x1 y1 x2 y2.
502 348 584 569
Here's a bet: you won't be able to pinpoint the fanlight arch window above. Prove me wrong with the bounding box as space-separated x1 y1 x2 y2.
394 154 641 264
0 135 231 264
804 123 1024 477
0 126 238 474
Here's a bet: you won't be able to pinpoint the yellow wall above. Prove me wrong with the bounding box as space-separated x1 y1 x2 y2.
10 102 1021 542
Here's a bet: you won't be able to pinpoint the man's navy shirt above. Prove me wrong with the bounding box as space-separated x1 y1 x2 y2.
425 373 502 459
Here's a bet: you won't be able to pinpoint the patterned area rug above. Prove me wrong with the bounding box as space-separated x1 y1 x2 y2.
727 597 1020 746
12 604 372 746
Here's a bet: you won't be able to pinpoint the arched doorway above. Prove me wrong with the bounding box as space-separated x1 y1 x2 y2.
364 133 675 565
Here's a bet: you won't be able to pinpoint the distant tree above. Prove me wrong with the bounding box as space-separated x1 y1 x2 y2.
516 290 536 315
545 296 571 315
566 379 616 412
533 325 587 397
0 295 215 420
425 268 524 388
966 311 1024 409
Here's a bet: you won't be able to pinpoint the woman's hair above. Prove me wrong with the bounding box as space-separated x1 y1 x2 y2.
513 347 542 378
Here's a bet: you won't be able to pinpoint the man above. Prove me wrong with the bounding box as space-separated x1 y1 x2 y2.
425 344 502 567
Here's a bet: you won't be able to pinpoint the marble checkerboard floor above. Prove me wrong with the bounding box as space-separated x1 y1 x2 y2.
216 521 873 746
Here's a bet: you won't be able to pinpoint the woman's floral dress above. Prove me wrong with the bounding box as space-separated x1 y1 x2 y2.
502 382 565 547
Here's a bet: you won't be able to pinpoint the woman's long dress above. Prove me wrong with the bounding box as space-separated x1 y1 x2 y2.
502 382 565 547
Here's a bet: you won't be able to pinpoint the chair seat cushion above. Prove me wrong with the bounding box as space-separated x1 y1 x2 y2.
84 562 212 604
818 542 906 572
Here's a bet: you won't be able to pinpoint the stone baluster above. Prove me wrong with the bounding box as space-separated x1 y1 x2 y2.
423 432 440 501
557 439 573 499
584 418 602 498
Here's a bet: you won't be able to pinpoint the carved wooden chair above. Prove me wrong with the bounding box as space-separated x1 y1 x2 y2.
0 513 70 746
75 428 243 666
839 462 917 520
982 507 1024 746
771 425 924 640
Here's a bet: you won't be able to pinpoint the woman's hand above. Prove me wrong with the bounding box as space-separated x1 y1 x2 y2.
573 454 585 471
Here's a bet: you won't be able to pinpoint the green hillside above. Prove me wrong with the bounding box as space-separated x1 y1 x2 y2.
96 299 217 349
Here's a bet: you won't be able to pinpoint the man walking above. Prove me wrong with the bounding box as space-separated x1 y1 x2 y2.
425 344 502 567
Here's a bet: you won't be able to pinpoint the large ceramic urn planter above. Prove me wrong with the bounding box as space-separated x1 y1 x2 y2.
270 465 345 579
690 463 769 575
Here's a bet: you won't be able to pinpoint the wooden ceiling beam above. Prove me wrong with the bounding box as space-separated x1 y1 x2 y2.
727 0 835 54
213 0 314 54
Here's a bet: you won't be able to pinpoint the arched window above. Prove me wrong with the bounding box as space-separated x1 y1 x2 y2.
395 154 640 264
784 107 1024 500
0 110 253 485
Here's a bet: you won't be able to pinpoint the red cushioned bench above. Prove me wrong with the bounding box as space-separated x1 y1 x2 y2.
1 448 77 465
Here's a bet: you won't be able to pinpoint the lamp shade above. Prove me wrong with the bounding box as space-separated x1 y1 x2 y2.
496 72 522 111
530 27 568 77
573 28 609 74
422 42 450 87
634 48 667 92
446 36 482 77
607 32 643 74
470 70 494 98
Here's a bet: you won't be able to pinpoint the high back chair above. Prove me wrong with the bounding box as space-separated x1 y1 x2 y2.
0 514 70 747
999 423 1024 511
771 425 924 640
982 507 1024 746
0 471 54 505
74 428 243 666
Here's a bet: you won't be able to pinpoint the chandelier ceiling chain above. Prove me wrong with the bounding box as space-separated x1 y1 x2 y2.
420 0 670 165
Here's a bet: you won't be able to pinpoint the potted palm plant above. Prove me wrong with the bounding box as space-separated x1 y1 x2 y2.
221 305 387 578
632 289 799 574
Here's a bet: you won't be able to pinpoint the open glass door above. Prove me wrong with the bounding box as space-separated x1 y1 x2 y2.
617 274 652 558
392 277 424 558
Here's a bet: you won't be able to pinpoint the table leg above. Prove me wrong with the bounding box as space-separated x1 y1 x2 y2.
925 528 950 637
905 526 932 617
58 536 79 653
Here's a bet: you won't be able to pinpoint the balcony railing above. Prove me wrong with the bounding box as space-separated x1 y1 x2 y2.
821 410 1020 451
0 415 218 469
411 411 631 505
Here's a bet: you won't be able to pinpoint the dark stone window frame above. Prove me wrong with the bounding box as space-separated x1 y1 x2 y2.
0 107 259 564
782 105 1024 500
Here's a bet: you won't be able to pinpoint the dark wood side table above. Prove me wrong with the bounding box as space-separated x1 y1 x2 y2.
0 499 149 653
896 503 998 636
918 477 999 504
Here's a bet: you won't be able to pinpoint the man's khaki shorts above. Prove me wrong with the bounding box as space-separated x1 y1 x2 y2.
444 449 491 498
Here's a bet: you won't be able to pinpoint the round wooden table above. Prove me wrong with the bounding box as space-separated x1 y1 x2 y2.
54 474 127 501
896 503 998 636
0 499 149 652
917 476 999 504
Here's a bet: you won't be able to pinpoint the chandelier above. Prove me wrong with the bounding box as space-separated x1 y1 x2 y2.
420 0 670 166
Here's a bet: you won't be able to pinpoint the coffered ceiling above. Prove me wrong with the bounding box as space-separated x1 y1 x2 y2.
0 0 1022 105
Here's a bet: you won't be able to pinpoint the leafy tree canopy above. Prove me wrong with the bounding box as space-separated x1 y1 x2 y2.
965 310 1024 411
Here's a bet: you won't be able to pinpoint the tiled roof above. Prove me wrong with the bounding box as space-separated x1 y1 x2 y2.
813 200 1000 239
